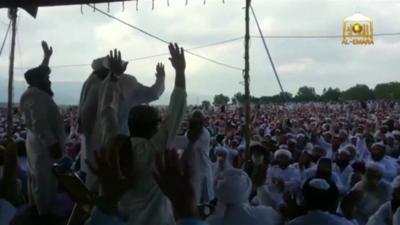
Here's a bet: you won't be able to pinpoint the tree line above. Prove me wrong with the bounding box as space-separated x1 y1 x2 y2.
206 82 400 107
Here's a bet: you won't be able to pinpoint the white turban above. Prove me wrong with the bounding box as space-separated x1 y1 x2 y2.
372 142 386 149
309 178 331 191
274 149 292 160
215 169 252 205
366 161 384 174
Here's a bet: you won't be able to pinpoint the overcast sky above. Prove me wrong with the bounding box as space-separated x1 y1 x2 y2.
0 0 400 105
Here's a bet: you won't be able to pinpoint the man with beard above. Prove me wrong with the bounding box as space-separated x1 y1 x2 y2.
367 142 397 182
303 158 346 194
20 41 65 223
333 148 354 192
182 110 214 205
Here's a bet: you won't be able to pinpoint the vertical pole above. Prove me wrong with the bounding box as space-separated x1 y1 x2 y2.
244 0 251 159
7 8 17 142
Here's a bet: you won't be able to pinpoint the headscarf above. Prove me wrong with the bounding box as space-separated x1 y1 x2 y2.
215 168 252 205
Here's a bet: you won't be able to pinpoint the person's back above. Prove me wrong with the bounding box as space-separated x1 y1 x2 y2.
208 203 281 225
101 44 186 225
207 168 282 225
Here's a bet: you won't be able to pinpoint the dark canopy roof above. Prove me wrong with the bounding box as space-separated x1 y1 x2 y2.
0 0 133 8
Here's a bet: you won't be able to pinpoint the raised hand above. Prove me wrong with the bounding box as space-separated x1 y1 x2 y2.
107 49 128 78
168 43 186 73
153 150 198 220
41 41 53 66
41 41 53 58
156 63 165 79
168 43 186 90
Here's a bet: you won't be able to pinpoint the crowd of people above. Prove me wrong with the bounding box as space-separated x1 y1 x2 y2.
0 40 400 225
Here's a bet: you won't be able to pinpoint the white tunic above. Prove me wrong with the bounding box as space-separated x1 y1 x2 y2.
182 128 214 204
333 164 353 192
20 87 65 214
288 210 354 225
366 156 398 182
113 88 187 225
79 73 164 189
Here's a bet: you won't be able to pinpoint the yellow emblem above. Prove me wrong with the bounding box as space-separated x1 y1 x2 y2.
342 13 374 45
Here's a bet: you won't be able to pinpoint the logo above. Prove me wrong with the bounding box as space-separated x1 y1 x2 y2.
342 13 374 45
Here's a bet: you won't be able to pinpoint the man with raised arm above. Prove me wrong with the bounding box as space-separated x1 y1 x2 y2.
78 51 165 191
96 43 186 225
20 41 65 223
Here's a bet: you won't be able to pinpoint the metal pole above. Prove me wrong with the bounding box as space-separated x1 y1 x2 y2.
250 5 286 97
7 8 17 142
244 0 251 159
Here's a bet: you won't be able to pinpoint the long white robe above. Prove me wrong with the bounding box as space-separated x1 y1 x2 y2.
102 87 186 225
333 164 353 192
182 128 214 204
20 87 66 214
288 210 354 225
78 73 164 189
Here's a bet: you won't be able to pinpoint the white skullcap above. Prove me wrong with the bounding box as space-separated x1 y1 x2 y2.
393 130 400 136
288 139 297 144
366 161 384 174
215 168 252 205
338 148 351 156
372 142 386 149
392 176 400 189
279 144 289 150
304 143 314 155
297 133 306 138
309 178 331 191
386 133 395 139
274 149 292 160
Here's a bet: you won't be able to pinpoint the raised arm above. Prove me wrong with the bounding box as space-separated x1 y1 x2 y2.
149 43 187 150
40 41 53 67
98 49 128 145
132 63 166 105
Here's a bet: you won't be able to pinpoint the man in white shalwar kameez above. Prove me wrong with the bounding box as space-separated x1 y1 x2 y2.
98 44 186 225
20 41 65 219
182 111 214 204
207 168 282 225
78 55 165 190
367 142 397 182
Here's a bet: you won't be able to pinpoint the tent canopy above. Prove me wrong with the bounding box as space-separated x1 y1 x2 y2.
0 0 134 8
